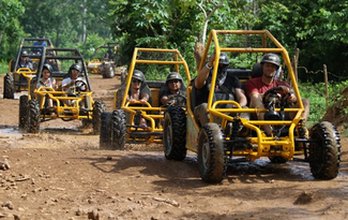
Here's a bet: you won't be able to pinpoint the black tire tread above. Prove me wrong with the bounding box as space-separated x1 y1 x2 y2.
19 95 29 129
3 73 15 99
163 106 187 160
309 121 341 180
198 123 225 183
92 100 106 134
27 99 40 133
99 112 112 149
111 109 127 150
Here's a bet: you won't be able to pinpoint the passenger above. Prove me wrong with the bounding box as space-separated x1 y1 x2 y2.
36 64 57 112
192 52 248 126
62 63 87 94
127 70 151 129
160 72 186 106
18 51 34 70
37 64 57 89
245 53 310 136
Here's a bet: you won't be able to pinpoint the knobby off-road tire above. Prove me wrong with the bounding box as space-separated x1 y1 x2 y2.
110 109 127 150
309 121 341 180
99 112 112 149
115 89 124 109
27 99 40 133
120 69 127 86
19 95 29 129
92 100 106 134
163 106 187 160
102 63 115 78
3 73 15 99
198 123 225 183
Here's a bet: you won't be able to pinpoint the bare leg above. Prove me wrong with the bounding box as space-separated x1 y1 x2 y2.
249 93 272 136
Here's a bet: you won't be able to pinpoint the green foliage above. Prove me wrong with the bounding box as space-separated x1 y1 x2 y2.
300 80 348 123
0 60 9 75
0 0 25 59
254 0 348 81
300 82 327 123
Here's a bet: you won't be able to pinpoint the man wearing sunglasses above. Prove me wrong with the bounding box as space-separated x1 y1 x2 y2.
193 52 248 126
127 69 151 105
160 72 186 106
127 70 151 129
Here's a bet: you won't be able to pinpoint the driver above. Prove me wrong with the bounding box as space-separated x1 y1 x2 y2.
159 72 186 106
127 70 151 129
62 63 87 94
193 52 248 126
245 53 309 135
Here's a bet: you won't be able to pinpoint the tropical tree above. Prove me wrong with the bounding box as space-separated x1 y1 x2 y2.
0 0 25 59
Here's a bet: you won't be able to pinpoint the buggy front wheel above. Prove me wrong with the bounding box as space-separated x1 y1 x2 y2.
19 95 29 129
92 100 106 134
110 109 127 150
27 99 40 133
198 123 225 183
163 106 187 160
309 121 341 180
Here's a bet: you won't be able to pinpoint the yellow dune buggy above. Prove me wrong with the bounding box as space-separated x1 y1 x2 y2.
99 48 190 150
19 48 105 134
3 38 53 99
163 30 341 183
87 43 119 78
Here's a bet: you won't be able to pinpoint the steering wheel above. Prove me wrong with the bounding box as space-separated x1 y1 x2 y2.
165 94 186 107
262 86 292 136
262 86 291 109
75 79 88 92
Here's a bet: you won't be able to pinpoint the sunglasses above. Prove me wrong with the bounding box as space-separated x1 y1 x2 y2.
132 79 142 83
168 79 180 84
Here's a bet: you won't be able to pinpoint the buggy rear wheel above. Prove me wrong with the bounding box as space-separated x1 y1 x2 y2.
309 121 341 180
3 73 15 99
110 109 127 150
92 100 106 134
102 63 115 78
19 95 29 129
99 112 112 149
198 123 225 183
163 106 187 160
27 99 40 133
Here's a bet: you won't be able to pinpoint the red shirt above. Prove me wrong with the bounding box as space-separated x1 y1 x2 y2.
245 77 290 95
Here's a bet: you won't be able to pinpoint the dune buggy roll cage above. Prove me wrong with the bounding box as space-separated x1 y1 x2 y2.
192 30 305 160
120 48 191 138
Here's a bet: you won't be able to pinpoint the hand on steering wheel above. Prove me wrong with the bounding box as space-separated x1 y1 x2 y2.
262 86 294 108
75 79 87 92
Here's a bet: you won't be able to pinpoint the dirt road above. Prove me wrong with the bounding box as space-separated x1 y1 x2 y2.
0 75 347 219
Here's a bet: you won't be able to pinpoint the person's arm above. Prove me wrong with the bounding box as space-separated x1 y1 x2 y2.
235 88 248 107
140 93 149 103
161 95 168 105
139 86 151 104
62 78 73 91
194 54 215 89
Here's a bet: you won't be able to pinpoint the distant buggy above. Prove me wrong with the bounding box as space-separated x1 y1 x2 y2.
100 48 190 150
19 48 105 134
3 38 53 99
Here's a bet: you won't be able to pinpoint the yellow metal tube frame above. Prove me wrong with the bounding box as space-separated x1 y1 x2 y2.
34 87 94 119
194 30 305 161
